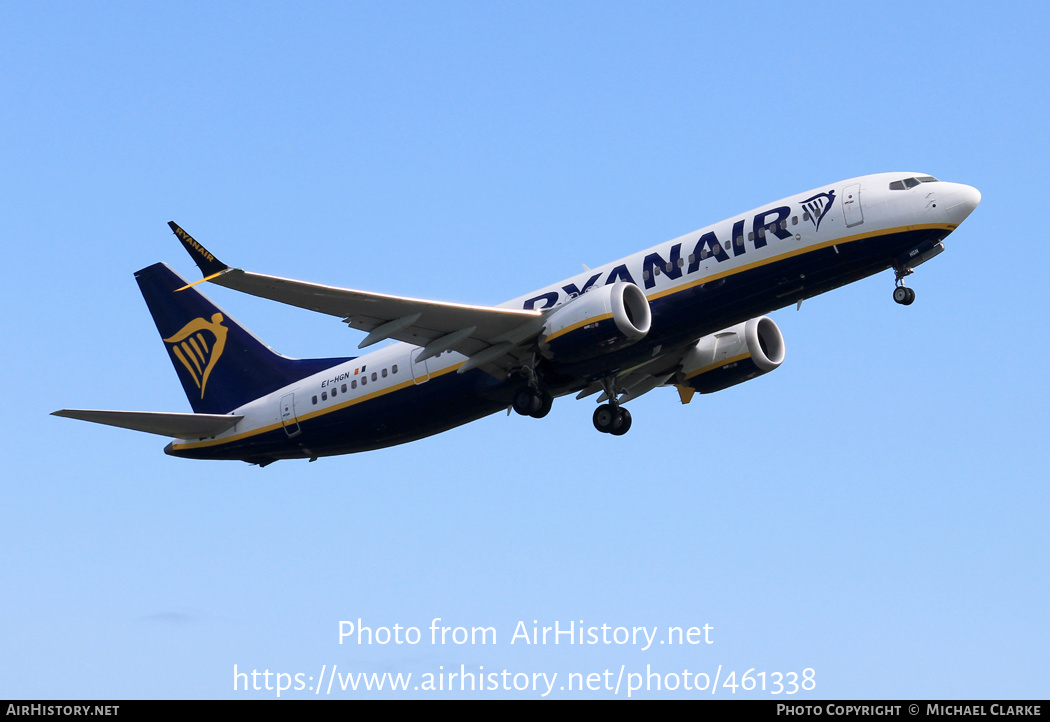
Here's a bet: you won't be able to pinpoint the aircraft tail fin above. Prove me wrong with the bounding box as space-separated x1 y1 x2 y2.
135 262 352 414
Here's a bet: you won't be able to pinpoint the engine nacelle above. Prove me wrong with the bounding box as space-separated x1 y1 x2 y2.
539 282 651 363
677 316 785 394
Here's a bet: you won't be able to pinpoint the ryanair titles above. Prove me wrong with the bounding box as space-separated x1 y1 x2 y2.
173 225 216 265
523 196 833 311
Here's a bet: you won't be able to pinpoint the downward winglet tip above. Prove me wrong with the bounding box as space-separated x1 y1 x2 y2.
168 221 229 278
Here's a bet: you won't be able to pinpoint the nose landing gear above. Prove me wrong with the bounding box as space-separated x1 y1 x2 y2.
893 283 916 306
892 241 946 306
892 261 917 306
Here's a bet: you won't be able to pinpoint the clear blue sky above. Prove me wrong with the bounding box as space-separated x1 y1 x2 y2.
3 1 1047 699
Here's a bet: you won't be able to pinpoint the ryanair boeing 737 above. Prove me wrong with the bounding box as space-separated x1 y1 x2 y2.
54 172 980 465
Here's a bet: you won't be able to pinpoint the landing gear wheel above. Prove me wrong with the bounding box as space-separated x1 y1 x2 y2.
609 408 632 436
893 286 916 306
529 391 553 419
513 388 540 416
593 404 632 435
593 404 616 433
513 388 553 418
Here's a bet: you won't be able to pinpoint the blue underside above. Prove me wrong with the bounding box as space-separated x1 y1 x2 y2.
168 226 949 462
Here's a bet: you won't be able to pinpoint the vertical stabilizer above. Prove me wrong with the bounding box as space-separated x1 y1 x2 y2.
135 263 352 414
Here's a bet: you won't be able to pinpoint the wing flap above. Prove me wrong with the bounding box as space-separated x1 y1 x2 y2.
52 409 243 439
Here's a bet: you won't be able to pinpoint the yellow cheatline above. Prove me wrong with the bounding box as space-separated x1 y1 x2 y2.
682 352 751 381
171 361 467 450
544 312 614 343
173 223 955 450
646 223 954 303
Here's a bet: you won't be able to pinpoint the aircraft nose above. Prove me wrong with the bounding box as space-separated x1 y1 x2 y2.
943 183 981 224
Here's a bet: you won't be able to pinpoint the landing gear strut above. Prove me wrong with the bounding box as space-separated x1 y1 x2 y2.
892 261 916 306
592 377 632 435
891 241 946 305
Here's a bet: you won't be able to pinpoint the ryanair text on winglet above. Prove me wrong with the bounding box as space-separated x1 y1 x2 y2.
175 226 215 264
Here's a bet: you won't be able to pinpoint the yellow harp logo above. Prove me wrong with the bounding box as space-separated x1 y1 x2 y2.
163 313 228 398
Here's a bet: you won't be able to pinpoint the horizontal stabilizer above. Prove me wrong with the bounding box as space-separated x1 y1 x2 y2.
52 409 243 439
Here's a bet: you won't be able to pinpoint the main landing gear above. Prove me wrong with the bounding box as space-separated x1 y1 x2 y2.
513 386 553 418
592 377 632 436
593 403 631 435
511 364 553 419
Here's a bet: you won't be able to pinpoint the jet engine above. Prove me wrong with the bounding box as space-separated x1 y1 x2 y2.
538 282 651 363
677 316 785 394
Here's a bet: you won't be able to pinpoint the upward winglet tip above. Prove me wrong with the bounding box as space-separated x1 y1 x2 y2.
168 221 229 278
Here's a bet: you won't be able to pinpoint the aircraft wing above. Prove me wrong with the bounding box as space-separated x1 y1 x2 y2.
169 222 544 369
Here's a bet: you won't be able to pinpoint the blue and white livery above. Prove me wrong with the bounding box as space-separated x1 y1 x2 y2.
54 172 981 465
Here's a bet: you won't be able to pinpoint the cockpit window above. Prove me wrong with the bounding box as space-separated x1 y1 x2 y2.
890 175 940 190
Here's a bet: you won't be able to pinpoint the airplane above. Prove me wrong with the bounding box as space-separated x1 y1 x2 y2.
53 172 980 466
